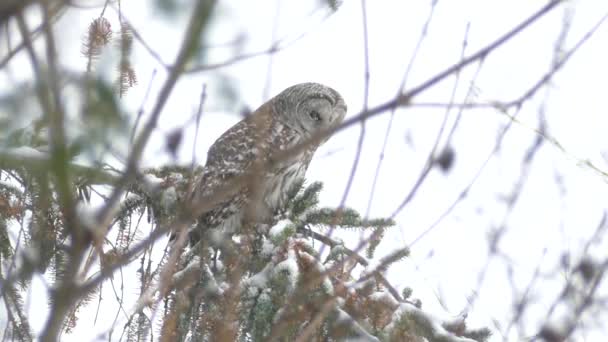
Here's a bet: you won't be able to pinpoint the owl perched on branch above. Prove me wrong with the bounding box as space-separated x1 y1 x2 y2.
187 82 347 244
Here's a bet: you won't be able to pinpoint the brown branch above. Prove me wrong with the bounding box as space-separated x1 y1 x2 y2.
38 0 85 336
273 0 566 171
0 147 121 185
0 1 66 70
299 228 405 304
390 48 481 219
94 0 217 228
185 35 303 73
366 0 438 218
320 0 371 256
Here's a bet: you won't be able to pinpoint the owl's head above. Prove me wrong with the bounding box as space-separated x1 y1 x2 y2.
272 82 347 142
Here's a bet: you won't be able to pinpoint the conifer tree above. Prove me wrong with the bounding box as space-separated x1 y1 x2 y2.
2 1 602 341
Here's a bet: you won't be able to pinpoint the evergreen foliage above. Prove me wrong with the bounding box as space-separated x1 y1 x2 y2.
0 165 490 341
0 1 498 340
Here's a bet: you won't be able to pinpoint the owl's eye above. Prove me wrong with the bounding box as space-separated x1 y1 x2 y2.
309 110 322 121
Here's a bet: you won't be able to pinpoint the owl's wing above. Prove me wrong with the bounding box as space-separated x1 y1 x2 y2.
205 119 264 172
189 109 273 241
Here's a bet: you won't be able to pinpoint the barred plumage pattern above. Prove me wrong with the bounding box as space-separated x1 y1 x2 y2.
188 83 346 244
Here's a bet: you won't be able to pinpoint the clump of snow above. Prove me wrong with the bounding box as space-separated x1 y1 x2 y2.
260 237 275 257
142 173 163 193
273 249 299 291
173 256 201 284
160 186 177 211
386 304 478 342
293 237 315 252
334 309 380 342
321 275 334 296
203 277 220 296
326 243 347 262
5 146 48 160
212 258 224 272
218 281 230 295
243 264 272 292
200 263 220 296
142 173 163 186
270 219 294 238
0 178 23 195
369 290 398 308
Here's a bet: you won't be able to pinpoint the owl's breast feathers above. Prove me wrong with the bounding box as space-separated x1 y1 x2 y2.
191 102 315 235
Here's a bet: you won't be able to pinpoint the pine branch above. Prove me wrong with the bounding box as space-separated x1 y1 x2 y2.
299 227 406 304
0 147 121 186
306 207 395 229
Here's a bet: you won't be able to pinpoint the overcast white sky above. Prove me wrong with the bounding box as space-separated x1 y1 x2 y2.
4 0 608 340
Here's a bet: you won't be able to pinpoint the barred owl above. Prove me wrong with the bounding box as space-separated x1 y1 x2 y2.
187 83 347 244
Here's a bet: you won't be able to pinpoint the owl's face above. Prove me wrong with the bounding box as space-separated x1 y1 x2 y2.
273 83 347 140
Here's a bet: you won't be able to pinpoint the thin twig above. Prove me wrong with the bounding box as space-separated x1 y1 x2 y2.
94 0 217 227
39 0 81 337
0 3 66 70
389 23 477 219
366 0 438 218
320 0 371 256
130 69 158 145
272 0 566 172
261 0 281 101
191 84 207 170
